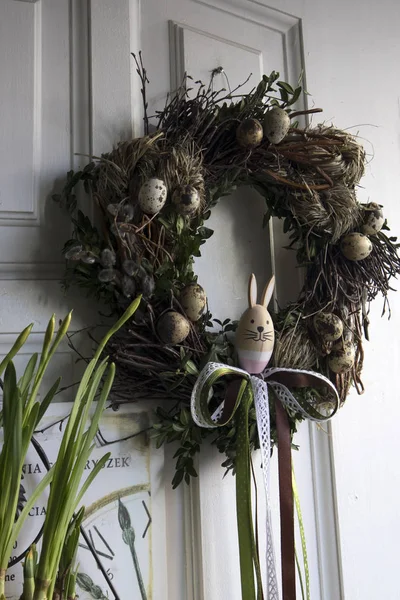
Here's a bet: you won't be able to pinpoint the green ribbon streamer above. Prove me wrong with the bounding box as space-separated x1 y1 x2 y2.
192 367 262 599
236 384 264 600
293 468 310 600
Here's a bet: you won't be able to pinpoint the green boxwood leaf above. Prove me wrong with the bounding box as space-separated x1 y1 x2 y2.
277 81 294 94
186 464 198 478
197 227 214 239
180 409 190 426
176 216 185 235
185 360 199 376
288 86 302 106
172 469 184 489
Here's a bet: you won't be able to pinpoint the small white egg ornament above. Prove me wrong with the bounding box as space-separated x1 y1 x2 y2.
172 185 201 216
236 118 264 148
138 177 167 215
361 203 385 235
340 232 373 261
180 283 207 322
235 274 275 374
263 107 291 144
157 311 190 345
313 313 343 342
328 340 355 374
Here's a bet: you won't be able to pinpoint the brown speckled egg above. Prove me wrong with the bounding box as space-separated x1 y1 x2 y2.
328 340 355 374
180 283 207 322
263 107 290 144
340 232 372 261
236 118 263 148
361 202 385 235
138 178 167 215
172 185 200 216
313 313 343 342
157 311 190 344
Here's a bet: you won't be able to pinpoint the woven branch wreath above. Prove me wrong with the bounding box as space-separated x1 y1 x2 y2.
55 55 400 486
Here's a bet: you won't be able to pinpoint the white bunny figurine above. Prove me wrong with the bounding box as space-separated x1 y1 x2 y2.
235 273 275 374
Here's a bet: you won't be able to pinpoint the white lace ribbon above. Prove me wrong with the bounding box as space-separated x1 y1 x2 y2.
191 361 339 599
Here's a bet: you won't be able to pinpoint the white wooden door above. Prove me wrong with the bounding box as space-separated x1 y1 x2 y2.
1 1 400 599
138 1 400 599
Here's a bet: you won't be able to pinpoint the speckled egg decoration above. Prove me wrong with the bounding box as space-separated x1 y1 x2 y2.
236 118 264 148
328 340 355 374
313 313 343 342
138 177 167 215
263 107 291 144
361 202 385 235
180 283 207 321
157 311 190 345
340 232 373 261
172 185 201 216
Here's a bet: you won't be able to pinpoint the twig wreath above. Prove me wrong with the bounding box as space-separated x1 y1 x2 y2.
55 54 400 488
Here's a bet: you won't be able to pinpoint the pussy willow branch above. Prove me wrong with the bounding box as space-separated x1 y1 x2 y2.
132 52 150 135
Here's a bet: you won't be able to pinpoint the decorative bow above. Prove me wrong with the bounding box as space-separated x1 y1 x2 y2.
191 362 339 600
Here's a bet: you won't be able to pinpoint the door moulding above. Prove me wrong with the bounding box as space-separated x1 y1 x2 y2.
183 471 205 600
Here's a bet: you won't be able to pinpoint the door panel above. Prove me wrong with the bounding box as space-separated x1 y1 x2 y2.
0 0 76 277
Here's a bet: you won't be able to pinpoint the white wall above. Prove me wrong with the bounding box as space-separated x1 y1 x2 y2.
299 1 400 598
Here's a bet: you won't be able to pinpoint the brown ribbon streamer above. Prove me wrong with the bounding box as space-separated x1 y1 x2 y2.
275 396 296 600
221 379 244 424
265 369 330 391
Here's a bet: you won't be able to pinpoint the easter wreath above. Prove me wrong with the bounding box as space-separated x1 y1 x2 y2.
55 56 400 489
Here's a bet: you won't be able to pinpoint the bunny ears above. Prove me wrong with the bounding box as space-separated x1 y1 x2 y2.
248 273 275 308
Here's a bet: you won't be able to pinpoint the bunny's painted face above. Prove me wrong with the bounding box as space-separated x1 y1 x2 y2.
239 308 274 343
235 274 276 374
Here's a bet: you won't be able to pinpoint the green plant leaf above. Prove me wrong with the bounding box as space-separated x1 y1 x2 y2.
172 469 184 489
73 453 111 512
176 216 185 235
40 315 56 365
179 409 190 426
288 87 302 106
4 467 55 561
197 227 214 239
185 360 199 375
36 377 62 425
18 353 38 397
0 324 33 379
277 81 294 94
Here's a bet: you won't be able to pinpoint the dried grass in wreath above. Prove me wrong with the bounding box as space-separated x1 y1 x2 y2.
285 185 360 243
273 320 318 371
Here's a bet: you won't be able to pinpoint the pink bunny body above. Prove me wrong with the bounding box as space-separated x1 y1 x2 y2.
235 274 275 374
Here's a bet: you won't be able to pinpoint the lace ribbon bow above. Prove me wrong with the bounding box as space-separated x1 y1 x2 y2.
191 362 339 600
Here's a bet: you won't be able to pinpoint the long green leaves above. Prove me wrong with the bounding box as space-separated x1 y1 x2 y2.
0 295 141 599
0 316 69 596
34 297 141 600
